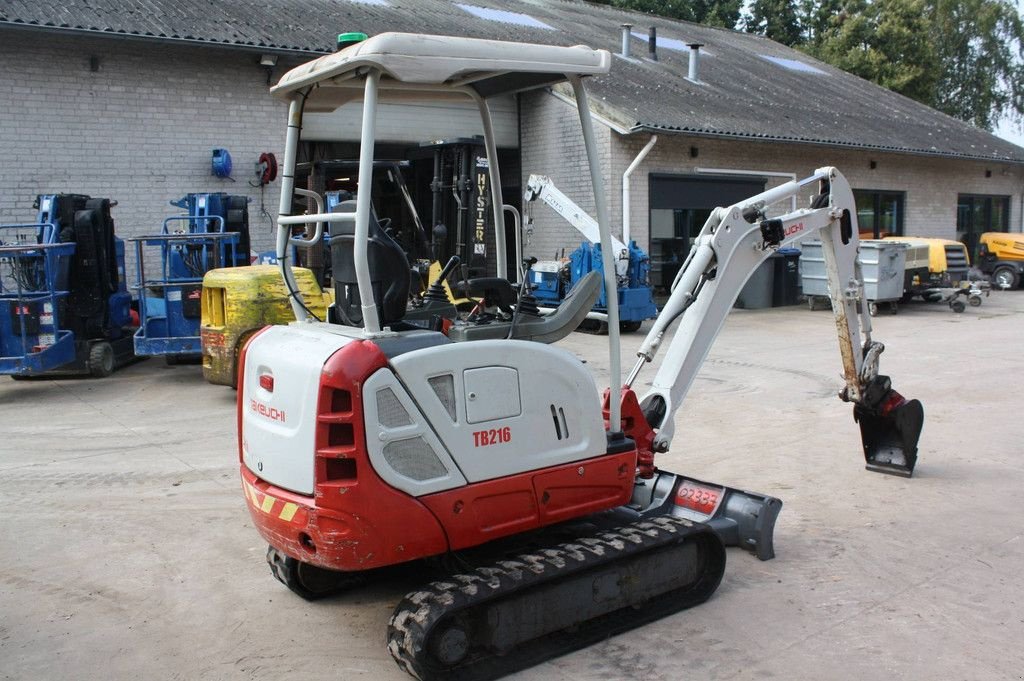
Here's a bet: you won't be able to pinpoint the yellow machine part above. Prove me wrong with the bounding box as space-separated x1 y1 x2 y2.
201 265 326 387
979 232 1024 261
884 236 969 273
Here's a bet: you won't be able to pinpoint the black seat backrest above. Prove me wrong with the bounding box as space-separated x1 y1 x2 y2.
328 199 410 327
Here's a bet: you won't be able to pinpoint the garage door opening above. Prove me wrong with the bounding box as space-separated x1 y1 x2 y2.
648 174 766 296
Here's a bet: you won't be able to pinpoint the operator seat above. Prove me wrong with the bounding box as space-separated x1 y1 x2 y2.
328 199 410 327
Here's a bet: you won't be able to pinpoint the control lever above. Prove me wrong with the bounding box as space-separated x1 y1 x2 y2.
423 256 460 303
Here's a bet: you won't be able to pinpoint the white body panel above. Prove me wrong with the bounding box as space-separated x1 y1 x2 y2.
389 340 606 484
362 368 467 496
240 325 354 495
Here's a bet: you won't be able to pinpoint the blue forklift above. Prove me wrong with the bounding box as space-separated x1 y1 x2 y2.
0 194 135 378
132 193 250 363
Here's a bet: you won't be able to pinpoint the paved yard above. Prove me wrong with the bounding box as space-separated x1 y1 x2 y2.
1 291 1022 681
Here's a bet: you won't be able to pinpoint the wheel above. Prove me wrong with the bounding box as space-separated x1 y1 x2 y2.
619 320 643 333
889 301 899 315
266 546 365 600
165 354 179 366
88 342 115 378
868 302 879 317
950 299 966 313
968 295 982 307
992 266 1019 290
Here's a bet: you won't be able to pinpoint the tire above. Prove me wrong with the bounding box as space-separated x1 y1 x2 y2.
619 320 643 333
88 342 115 378
968 295 983 307
950 299 966 313
868 302 879 317
889 302 899 315
992 266 1020 290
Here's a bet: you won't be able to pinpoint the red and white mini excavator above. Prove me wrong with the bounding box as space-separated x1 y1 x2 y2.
237 32 925 680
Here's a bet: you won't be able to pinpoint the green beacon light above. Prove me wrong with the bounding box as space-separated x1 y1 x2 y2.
337 32 369 51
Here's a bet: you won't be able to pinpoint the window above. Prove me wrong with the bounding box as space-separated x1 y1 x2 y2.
957 194 1010 258
854 190 905 239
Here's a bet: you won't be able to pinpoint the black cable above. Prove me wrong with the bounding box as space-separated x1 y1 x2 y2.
278 86 324 324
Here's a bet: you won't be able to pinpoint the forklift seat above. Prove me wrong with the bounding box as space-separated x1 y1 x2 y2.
328 199 410 327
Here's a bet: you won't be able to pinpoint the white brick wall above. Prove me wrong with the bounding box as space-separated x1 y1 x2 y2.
0 32 291 274
521 89 1024 258
611 130 1024 248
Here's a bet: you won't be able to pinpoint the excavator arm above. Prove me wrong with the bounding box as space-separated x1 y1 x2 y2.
626 167 923 477
524 173 630 276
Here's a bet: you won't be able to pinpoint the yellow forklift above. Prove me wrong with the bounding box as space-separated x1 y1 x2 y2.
200 265 328 387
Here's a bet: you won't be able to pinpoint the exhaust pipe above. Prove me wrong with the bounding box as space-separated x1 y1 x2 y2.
686 43 703 82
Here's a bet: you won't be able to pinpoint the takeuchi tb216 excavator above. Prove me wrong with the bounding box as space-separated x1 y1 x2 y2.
237 32 925 681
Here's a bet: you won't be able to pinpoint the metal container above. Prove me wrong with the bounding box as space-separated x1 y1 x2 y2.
800 240 907 310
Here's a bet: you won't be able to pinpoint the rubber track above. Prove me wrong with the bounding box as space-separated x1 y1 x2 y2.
387 515 725 681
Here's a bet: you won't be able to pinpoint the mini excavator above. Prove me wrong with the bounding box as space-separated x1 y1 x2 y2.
237 33 924 681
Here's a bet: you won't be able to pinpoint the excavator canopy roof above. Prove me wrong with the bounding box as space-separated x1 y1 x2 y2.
271 32 610 110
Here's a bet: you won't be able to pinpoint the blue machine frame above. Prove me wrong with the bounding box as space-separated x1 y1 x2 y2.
531 240 658 325
132 208 240 358
0 217 77 374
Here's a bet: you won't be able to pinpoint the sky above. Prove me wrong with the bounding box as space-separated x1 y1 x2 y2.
994 118 1024 149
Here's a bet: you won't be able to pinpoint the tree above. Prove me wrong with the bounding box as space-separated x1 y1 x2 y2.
807 0 939 104
927 0 1024 130
586 0 742 27
745 0 803 46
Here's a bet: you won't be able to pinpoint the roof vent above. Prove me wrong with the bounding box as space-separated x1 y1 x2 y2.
648 26 658 61
687 43 704 83
620 23 633 59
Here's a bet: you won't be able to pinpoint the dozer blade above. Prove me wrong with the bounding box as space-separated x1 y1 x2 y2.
854 375 924 477
387 516 725 681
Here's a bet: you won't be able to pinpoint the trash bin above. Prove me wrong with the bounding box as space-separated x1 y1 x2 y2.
859 240 907 302
735 255 775 309
772 248 801 306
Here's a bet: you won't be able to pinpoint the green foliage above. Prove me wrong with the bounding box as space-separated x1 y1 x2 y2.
586 0 741 27
926 0 1024 129
745 0 803 45
806 0 939 104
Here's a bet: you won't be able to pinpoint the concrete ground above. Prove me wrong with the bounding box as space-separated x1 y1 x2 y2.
1 291 1022 681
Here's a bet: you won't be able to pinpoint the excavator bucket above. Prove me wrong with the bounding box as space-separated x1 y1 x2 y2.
854 375 924 477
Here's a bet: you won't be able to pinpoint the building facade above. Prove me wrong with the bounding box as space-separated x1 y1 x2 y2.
2 0 1022 288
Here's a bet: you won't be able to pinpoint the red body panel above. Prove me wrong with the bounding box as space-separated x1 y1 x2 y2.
239 337 639 572
420 449 636 551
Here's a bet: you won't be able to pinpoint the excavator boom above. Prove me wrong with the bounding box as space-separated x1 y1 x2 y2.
625 167 923 476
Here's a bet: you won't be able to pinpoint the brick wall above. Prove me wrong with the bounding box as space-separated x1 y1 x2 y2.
0 31 292 273
612 132 1024 248
521 89 1023 259
519 89 614 261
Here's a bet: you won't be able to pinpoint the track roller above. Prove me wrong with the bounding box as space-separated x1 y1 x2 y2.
266 546 366 600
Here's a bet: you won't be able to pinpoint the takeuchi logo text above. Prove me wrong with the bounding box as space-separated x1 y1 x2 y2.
250 399 286 423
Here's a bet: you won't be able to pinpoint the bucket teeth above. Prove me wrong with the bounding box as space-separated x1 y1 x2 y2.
854 375 924 477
